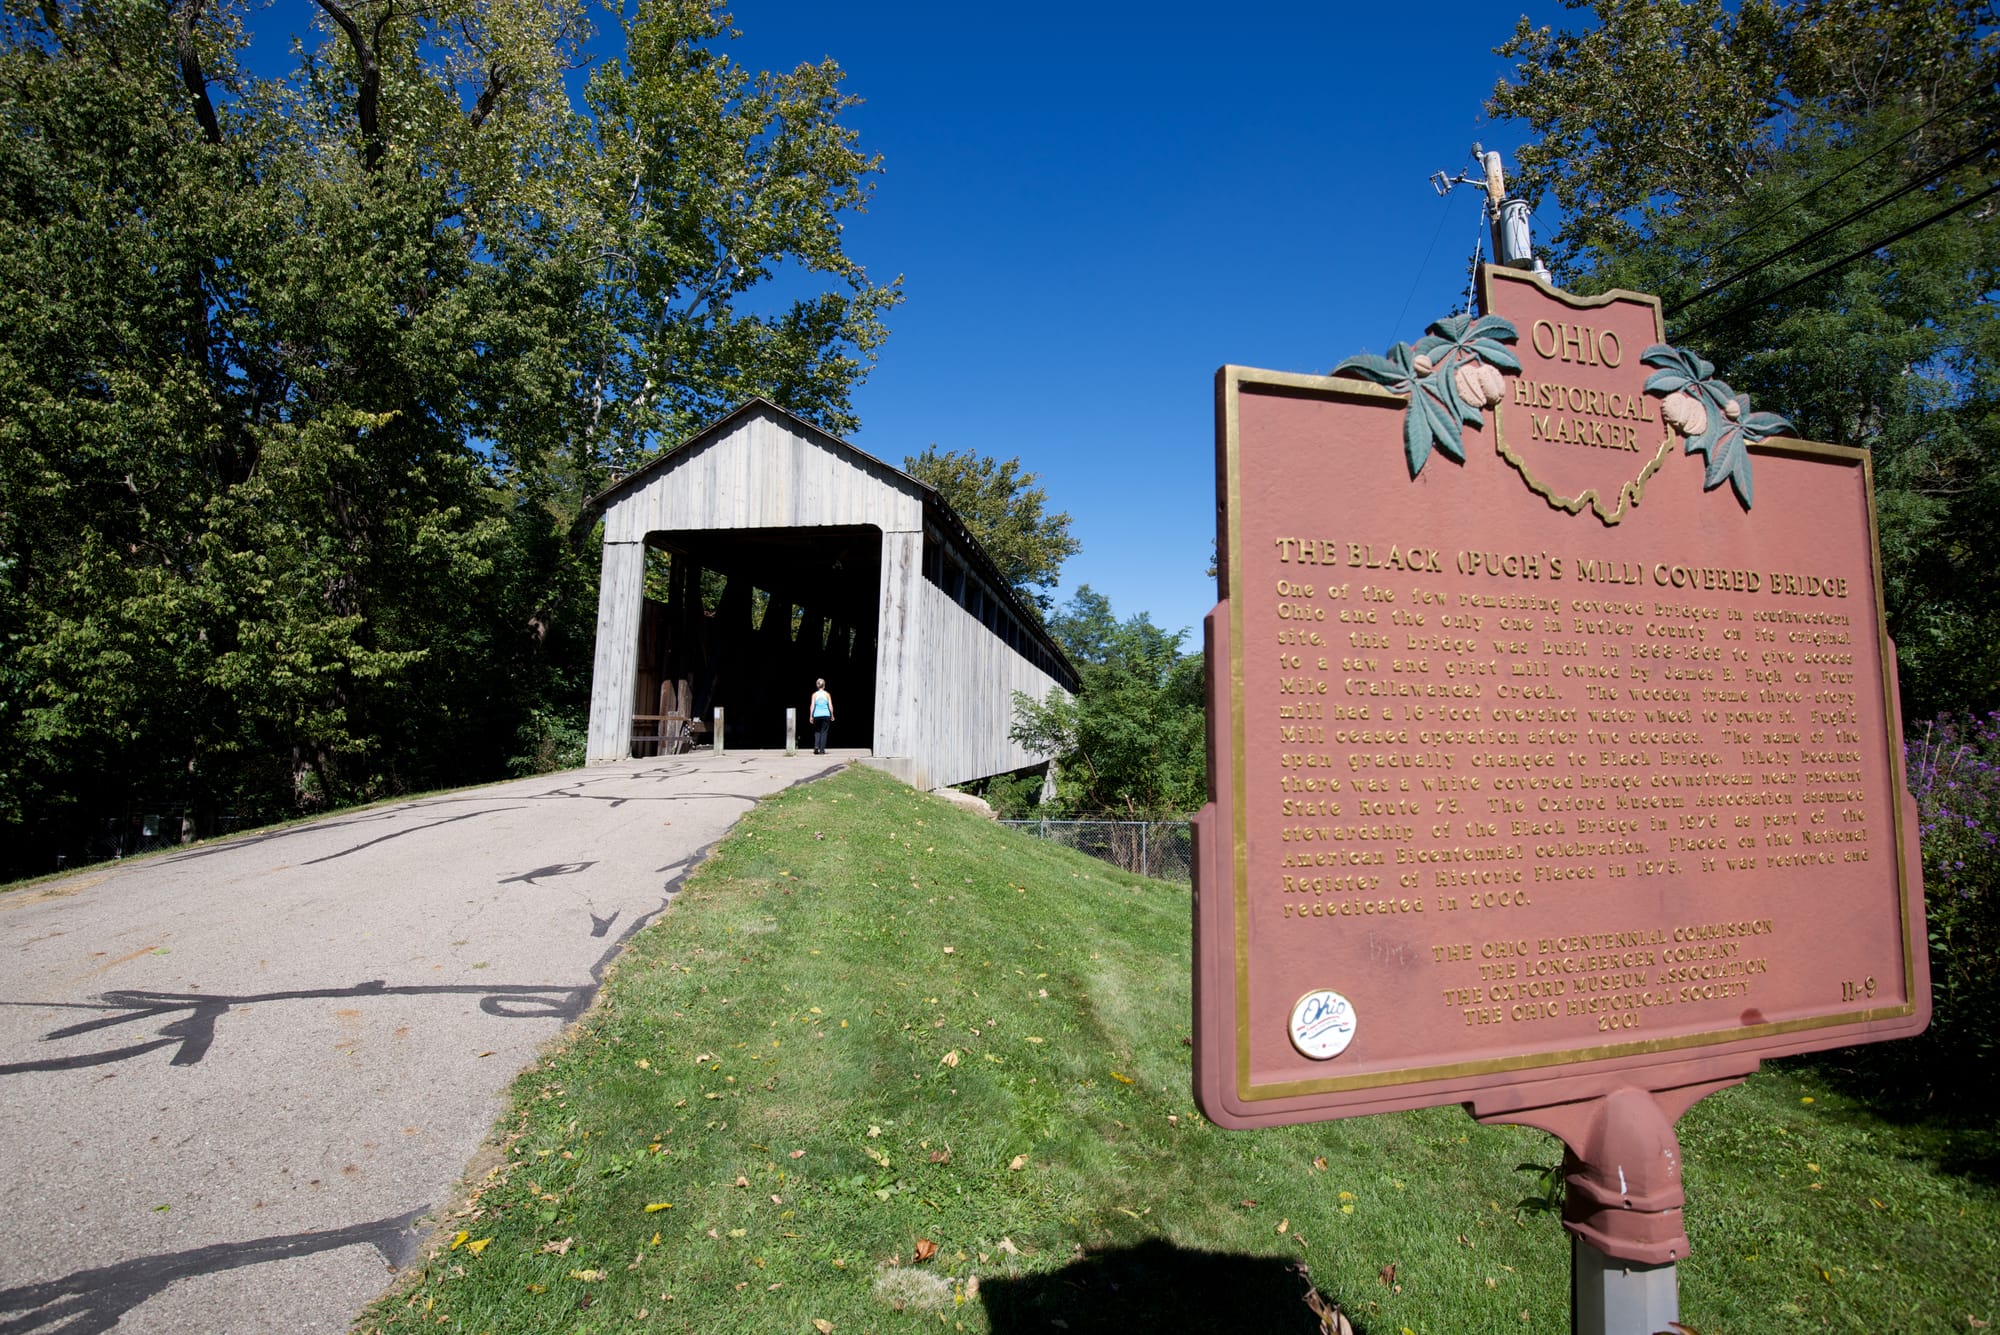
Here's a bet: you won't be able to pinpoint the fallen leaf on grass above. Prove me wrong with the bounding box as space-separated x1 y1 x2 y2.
1008 1154 1028 1171
914 1238 937 1262
940 1050 960 1068
1276 1219 1289 1234
1110 1071 1134 1085
1313 1156 1329 1171
465 1238 491 1255
813 1322 834 1333
569 1269 606 1282
1379 1263 1397 1287
996 1238 1020 1255
645 1202 673 1212
540 1238 573 1255
1302 1287 1355 1335
929 1150 951 1164
790 1149 806 1159
728 1228 747 1238
450 1231 469 1251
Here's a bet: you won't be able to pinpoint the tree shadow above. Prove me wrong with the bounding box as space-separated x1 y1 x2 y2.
1782 1052 2000 1188
980 1239 1368 1334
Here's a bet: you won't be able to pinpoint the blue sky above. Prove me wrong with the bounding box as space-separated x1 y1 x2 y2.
250 1 1572 644
716 2 1568 642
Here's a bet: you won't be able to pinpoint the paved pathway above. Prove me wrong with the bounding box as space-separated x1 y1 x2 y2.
0 750 853 1333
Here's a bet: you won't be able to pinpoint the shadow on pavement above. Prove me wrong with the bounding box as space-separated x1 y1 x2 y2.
0 1207 426 1335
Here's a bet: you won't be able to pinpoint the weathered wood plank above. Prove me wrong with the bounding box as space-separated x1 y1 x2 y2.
586 540 647 762
601 411 923 542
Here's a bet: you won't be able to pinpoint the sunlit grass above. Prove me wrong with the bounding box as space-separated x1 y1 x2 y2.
361 764 2000 1333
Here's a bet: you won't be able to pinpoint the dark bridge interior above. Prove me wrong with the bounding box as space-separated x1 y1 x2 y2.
633 525 881 753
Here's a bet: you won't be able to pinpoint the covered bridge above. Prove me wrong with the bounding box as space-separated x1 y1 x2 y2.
584 400 1080 789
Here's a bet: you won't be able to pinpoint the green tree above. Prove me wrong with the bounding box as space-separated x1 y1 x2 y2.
0 0 896 874
1009 587 1206 817
904 446 1080 612
1488 0 1999 714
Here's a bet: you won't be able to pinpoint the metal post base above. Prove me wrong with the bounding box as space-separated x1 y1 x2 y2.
1573 1236 1677 1335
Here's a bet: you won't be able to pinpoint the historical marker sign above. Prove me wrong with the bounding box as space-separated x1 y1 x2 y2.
1193 266 1928 1133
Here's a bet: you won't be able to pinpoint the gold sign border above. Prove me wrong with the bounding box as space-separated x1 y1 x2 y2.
1219 363 1917 1104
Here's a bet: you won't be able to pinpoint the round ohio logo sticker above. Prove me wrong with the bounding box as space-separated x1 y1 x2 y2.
1289 989 1357 1060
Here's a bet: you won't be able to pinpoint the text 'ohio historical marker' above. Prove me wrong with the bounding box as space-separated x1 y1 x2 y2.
1191 268 1928 1253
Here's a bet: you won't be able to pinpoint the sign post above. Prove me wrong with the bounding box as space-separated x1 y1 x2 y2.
1193 264 1928 1331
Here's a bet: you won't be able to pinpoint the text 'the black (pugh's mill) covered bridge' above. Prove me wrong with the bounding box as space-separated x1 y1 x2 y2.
584 400 1080 789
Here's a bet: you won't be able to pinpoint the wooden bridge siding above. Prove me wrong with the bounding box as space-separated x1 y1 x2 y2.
870 530 922 777
884 580 1064 790
586 539 648 762
600 412 924 543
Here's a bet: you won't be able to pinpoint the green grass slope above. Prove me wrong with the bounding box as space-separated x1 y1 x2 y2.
362 764 1998 1334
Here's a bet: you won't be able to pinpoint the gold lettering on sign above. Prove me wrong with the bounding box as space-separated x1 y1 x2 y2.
1261 541 1875 954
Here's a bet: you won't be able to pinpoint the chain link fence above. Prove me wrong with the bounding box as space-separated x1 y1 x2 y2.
998 819 1193 882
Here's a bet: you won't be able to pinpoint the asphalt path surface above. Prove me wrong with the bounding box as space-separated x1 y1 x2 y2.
0 750 850 1333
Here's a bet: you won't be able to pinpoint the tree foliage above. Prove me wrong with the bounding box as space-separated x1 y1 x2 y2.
0 0 895 874
903 446 1079 612
1006 587 1205 818
1489 0 1999 715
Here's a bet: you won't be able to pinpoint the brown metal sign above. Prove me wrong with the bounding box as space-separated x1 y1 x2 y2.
1193 266 1929 1134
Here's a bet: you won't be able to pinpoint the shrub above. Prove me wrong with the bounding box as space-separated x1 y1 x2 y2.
1823 713 2000 1114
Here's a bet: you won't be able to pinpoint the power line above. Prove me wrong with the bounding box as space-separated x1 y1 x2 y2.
1677 178 2000 341
1388 193 1458 348
1667 131 1999 316
1690 86 1997 264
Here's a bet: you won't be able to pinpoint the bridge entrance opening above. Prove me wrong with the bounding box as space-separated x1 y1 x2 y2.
632 524 881 754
